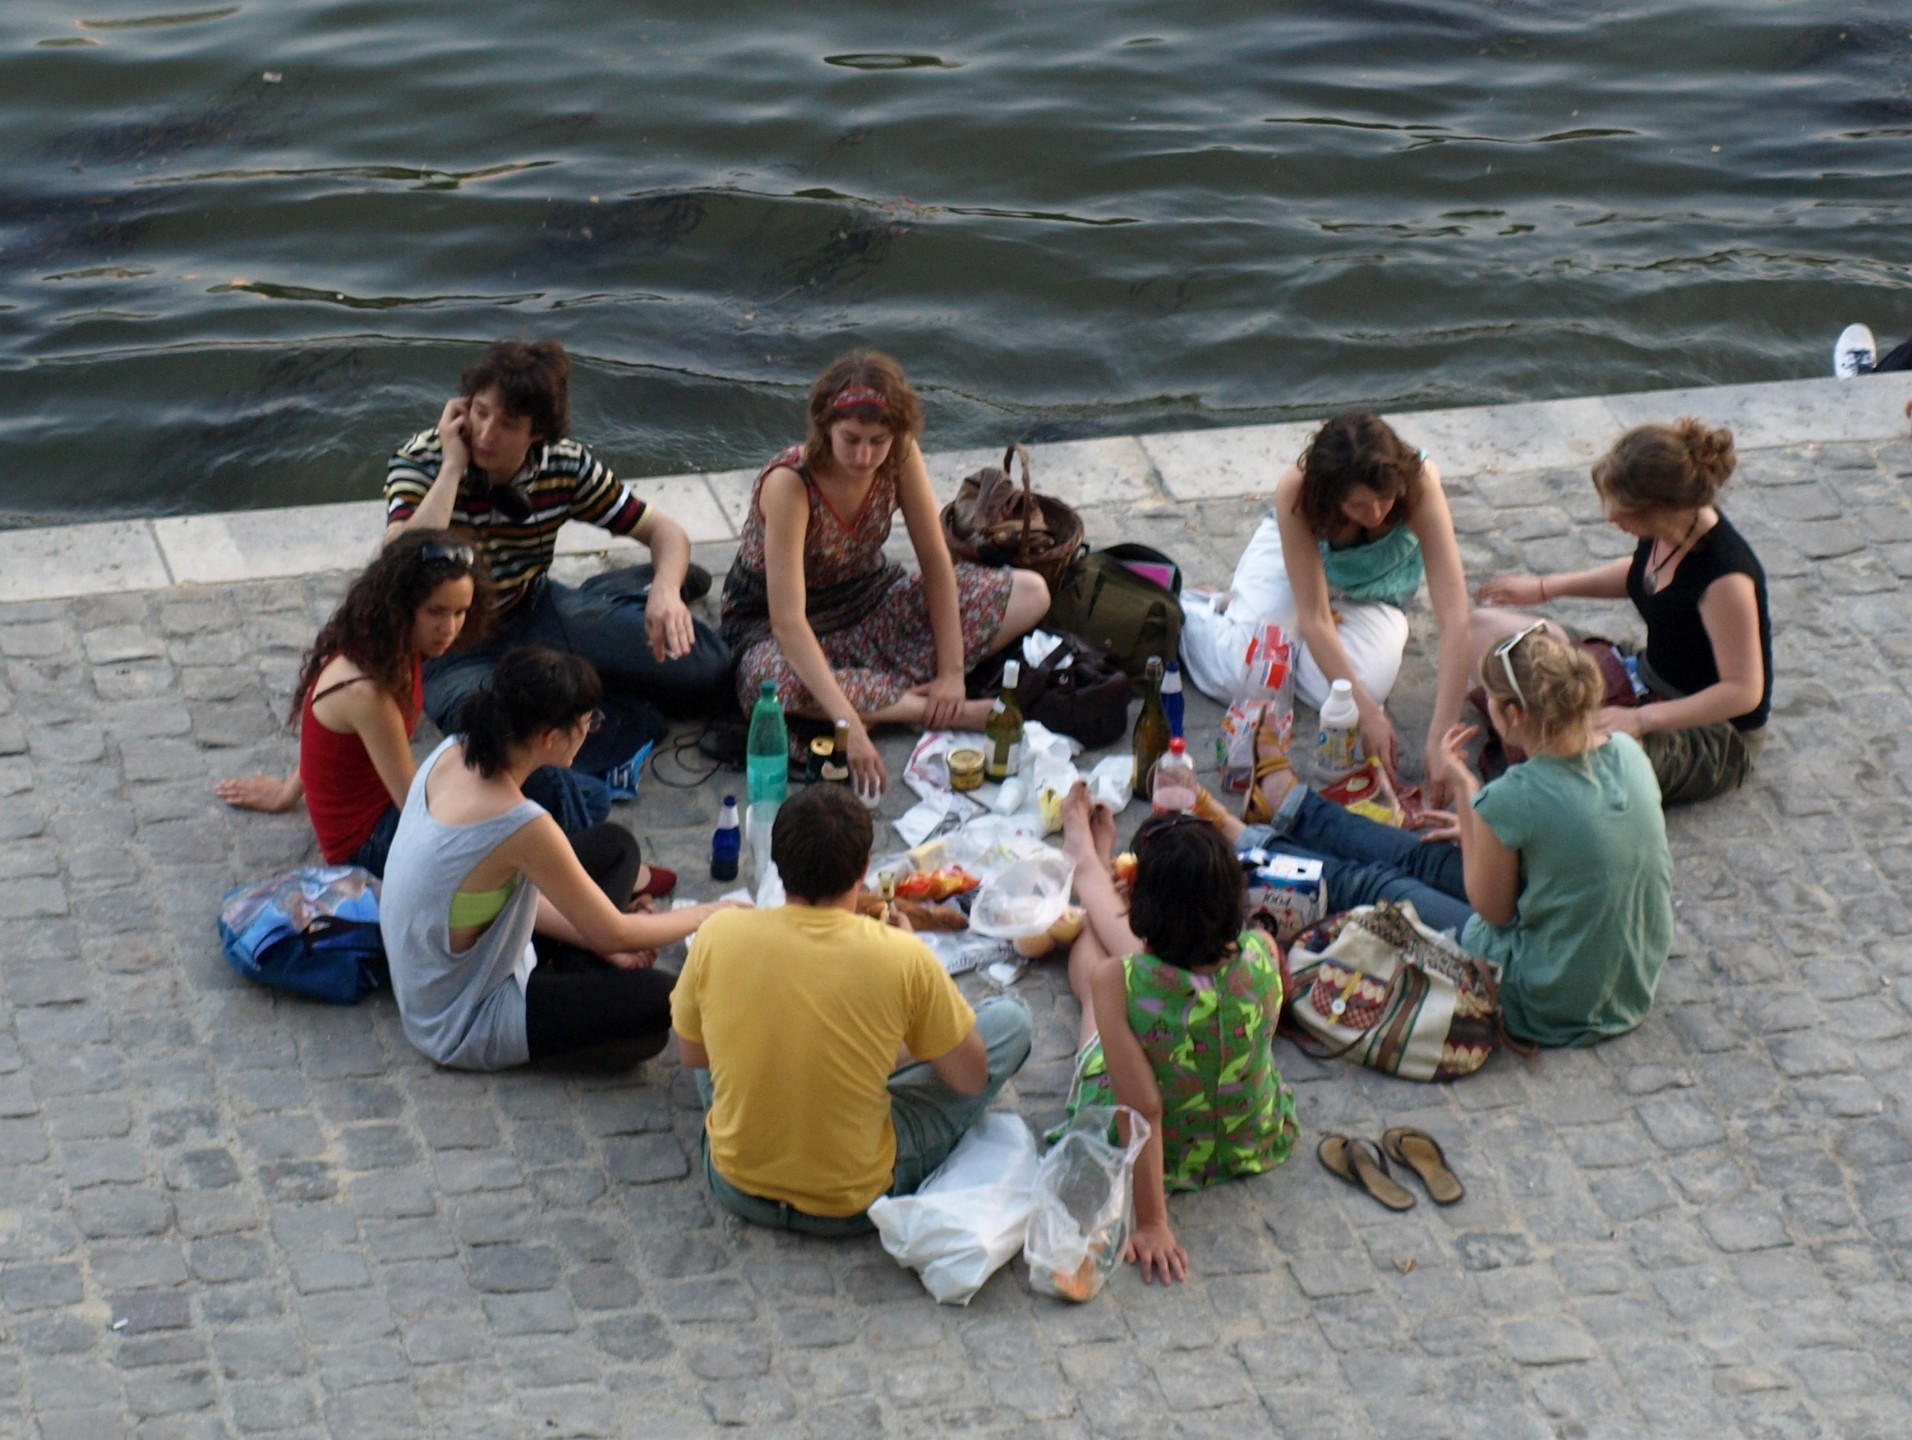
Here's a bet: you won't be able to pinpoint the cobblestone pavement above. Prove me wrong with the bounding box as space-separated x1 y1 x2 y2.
2 435 1911 1439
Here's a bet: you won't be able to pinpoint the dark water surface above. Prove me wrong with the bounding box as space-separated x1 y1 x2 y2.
2 1 1908 526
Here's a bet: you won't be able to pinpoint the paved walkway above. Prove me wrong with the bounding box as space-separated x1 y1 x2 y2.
1 377 1909 1438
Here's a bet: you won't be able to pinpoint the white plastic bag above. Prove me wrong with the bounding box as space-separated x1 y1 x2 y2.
1219 622 1296 793
967 849 1076 940
867 1113 1039 1305
1023 1105 1151 1303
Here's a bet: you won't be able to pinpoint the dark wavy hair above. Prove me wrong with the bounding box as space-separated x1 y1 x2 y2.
1292 411 1423 537
773 784 875 903
1126 815 1245 972
461 339 570 443
800 350 924 484
461 647 602 779
291 530 492 722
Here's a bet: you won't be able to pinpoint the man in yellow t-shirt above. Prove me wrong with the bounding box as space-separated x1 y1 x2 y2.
672 786 1032 1235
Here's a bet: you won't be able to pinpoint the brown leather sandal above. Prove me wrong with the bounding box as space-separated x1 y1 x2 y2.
1381 1127 1464 1206
1316 1134 1416 1212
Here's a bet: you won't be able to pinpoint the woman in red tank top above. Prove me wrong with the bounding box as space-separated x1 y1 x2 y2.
217 532 490 874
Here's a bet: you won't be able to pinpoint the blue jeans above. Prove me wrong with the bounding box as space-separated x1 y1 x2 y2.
1242 788 1476 935
693 995 1034 1237
424 568 733 774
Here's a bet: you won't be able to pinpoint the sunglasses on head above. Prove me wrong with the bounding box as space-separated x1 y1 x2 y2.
1491 621 1546 708
420 542 474 567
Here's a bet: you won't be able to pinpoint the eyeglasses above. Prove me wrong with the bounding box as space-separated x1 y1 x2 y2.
1491 621 1546 708
585 709 604 734
420 542 474 566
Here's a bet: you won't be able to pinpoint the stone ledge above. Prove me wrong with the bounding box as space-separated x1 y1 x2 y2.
1 373 1902 603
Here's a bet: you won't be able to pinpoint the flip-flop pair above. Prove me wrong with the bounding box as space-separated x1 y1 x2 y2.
1317 1128 1463 1211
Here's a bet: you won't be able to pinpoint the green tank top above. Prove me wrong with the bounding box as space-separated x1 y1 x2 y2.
1319 522 1424 607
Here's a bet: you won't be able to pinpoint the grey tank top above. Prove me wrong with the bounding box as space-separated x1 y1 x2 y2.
379 737 544 1070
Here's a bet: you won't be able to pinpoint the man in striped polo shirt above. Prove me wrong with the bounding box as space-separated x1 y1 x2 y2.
384 339 732 776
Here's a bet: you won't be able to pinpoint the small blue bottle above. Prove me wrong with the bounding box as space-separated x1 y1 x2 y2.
710 795 741 882
1162 659 1185 740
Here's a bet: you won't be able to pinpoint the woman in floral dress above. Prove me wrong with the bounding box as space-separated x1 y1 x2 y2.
720 351 1050 794
1058 786 1298 1285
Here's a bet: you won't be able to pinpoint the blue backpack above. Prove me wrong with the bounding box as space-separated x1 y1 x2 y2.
217 866 390 1005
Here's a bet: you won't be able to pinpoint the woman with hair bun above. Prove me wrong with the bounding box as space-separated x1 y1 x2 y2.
1199 628 1673 1048
720 350 1051 796
1179 411 1474 806
1473 418 1771 805
378 647 740 1071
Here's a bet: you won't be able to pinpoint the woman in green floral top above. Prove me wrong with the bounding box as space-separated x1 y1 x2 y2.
1060 785 1298 1285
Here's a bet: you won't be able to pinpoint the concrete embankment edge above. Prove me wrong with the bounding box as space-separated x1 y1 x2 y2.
2 373 1904 605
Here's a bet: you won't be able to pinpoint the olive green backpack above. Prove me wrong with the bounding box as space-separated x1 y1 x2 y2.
1043 543 1184 680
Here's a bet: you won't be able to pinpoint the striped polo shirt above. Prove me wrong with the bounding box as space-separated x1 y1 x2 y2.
385 430 647 616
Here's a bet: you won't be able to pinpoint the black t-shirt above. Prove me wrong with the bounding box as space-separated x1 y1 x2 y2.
1626 513 1771 731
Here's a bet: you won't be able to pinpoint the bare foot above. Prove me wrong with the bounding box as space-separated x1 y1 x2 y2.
1089 798 1117 863
1059 780 1097 863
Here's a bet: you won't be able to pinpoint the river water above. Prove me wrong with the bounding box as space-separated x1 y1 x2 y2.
2 2 1907 526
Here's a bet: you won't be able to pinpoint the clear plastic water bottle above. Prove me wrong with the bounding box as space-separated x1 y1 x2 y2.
1151 737 1198 814
710 795 741 882
1162 660 1184 741
745 680 789 810
1315 678 1361 780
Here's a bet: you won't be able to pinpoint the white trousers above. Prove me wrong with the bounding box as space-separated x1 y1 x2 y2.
1181 514 1411 709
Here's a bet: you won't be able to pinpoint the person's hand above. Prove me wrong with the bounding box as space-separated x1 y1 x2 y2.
215 773 300 814
1409 808 1461 844
1357 703 1401 779
846 721 888 797
1473 574 1544 607
605 948 659 970
1434 723 1480 798
1598 705 1645 739
1125 1221 1190 1285
644 586 696 664
436 396 471 475
910 673 969 731
1422 735 1451 810
884 905 914 934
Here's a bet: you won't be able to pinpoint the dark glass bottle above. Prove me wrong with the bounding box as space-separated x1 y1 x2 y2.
1132 656 1169 801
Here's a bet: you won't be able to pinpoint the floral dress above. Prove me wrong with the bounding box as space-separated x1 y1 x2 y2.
719 445 1015 712
1066 930 1298 1190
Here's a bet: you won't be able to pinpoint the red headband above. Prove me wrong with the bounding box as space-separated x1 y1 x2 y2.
828 383 887 413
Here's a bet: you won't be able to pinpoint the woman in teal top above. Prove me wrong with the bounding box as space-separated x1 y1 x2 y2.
1229 627 1673 1047
1180 412 1474 805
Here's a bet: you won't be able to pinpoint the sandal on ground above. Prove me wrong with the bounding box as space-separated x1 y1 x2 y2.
1381 1127 1464 1205
1316 1134 1416 1212
1242 723 1293 825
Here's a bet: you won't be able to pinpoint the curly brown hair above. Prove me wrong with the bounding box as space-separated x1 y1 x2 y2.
290 531 493 722
800 350 924 483
460 339 570 443
1291 411 1423 536
1592 418 1736 514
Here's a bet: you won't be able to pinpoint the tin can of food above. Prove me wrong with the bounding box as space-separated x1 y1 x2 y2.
947 747 985 792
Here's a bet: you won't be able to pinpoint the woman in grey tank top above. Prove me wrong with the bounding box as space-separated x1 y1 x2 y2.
379 648 741 1070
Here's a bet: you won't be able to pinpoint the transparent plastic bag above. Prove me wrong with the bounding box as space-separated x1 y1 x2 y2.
1023 1105 1151 1302
967 849 1076 940
867 1114 1039 1305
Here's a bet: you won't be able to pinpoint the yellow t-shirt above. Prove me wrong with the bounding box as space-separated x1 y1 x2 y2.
672 904 976 1217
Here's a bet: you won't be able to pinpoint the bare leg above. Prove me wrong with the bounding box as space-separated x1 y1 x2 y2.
1060 781 1140 960
1194 788 1248 846
1066 925 1112 1052
793 694 996 731
992 569 1051 653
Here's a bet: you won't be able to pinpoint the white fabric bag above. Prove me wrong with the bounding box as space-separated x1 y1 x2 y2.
867 1113 1039 1305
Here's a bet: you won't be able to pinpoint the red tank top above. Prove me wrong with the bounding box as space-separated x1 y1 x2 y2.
299 653 423 864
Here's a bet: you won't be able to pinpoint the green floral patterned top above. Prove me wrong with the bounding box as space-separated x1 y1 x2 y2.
1067 930 1298 1191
